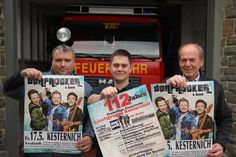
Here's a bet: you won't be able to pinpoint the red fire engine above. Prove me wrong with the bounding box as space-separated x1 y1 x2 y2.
62 5 164 92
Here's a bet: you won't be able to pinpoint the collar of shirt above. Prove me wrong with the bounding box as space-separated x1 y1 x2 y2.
183 72 200 82
117 83 133 93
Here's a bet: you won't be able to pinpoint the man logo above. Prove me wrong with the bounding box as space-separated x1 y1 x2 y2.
99 79 113 84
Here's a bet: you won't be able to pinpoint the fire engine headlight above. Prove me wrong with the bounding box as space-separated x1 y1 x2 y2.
57 27 71 42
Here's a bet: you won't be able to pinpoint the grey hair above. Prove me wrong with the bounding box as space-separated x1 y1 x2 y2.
52 45 75 58
178 43 204 59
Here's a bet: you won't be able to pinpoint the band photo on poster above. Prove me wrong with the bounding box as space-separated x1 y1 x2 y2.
151 81 214 157
24 75 84 154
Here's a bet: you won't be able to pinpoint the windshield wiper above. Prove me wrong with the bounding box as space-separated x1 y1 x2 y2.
131 54 159 60
75 53 111 59
75 53 159 60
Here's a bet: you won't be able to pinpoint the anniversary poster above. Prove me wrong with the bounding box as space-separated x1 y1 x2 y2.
24 75 84 154
151 81 214 157
88 85 168 157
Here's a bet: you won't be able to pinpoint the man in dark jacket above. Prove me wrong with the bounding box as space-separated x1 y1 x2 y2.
3 45 94 157
165 43 232 157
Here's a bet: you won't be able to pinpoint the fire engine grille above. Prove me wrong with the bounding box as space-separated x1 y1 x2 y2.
84 76 141 88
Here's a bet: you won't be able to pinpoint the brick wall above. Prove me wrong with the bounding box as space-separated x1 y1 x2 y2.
0 0 5 155
222 0 236 156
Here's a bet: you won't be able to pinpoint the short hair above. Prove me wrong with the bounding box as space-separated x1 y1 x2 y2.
45 88 51 98
51 90 61 97
178 43 204 60
178 97 189 106
52 44 75 58
67 92 78 101
111 49 131 64
155 97 166 107
173 96 178 105
28 89 39 99
195 99 207 108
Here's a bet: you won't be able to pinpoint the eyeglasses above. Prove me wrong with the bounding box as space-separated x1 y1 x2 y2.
112 63 129 69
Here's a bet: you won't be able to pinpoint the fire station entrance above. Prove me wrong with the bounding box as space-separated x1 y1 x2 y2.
16 0 210 78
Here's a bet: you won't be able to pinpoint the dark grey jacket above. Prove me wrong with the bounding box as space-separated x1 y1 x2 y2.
199 75 232 151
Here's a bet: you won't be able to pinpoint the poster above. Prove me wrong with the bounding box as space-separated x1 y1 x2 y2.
151 81 214 157
88 85 168 157
24 75 84 154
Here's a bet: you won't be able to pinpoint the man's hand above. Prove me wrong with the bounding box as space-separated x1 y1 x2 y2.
207 143 224 157
20 68 42 79
88 86 118 105
100 86 118 98
166 75 186 88
76 136 93 153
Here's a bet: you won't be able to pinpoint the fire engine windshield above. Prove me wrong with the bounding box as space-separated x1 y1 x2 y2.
65 19 160 59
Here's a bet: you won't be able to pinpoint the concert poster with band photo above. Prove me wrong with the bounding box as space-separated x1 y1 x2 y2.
151 81 214 157
23 75 84 154
88 85 168 157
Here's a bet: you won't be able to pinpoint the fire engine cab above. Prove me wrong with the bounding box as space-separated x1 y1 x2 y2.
62 5 164 92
